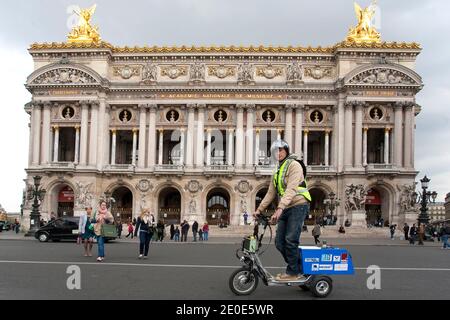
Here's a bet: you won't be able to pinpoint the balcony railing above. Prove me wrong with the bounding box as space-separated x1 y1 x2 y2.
155 164 184 173
308 165 334 172
255 165 276 176
47 162 76 169
366 164 396 171
104 164 135 171
204 165 234 173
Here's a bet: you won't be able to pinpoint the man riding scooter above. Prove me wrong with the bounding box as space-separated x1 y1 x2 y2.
254 139 311 282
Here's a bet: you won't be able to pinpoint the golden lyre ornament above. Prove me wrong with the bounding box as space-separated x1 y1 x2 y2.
67 4 101 44
346 1 381 44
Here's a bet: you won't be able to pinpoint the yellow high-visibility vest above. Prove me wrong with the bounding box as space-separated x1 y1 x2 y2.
273 158 312 202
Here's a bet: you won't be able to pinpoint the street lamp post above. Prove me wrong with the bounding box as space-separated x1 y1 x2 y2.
25 176 46 237
323 191 341 226
413 175 438 226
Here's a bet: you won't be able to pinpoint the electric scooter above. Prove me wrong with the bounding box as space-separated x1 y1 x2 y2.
229 215 354 298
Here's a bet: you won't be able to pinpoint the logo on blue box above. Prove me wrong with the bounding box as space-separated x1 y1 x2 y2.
321 254 332 262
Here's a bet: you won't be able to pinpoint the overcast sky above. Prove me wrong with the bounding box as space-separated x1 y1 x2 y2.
0 0 448 212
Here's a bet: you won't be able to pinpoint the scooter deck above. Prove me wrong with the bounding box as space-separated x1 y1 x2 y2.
267 277 311 286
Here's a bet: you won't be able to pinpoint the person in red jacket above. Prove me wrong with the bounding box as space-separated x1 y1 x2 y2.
202 222 209 241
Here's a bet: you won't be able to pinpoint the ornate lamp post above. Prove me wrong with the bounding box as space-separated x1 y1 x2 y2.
413 176 438 225
323 191 341 225
25 176 46 237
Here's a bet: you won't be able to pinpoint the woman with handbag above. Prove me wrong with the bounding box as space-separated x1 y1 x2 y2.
134 210 155 259
93 200 114 262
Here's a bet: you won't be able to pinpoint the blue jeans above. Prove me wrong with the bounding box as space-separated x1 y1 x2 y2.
203 231 209 241
139 231 152 256
174 234 180 241
442 235 449 248
275 204 309 276
97 236 105 258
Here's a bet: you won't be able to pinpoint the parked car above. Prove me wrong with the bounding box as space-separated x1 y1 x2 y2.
35 217 117 242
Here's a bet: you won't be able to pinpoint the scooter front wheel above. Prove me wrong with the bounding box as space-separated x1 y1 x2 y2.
309 276 333 298
229 267 259 296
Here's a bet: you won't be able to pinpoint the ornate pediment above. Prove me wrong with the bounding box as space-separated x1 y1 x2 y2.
28 63 104 88
31 67 98 85
345 64 422 88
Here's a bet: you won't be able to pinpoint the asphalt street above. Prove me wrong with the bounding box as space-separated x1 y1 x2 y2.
0 239 449 300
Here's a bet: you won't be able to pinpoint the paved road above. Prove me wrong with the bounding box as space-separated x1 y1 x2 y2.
0 239 449 300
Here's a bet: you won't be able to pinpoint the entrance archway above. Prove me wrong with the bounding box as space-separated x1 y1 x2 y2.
158 187 181 224
111 187 133 223
308 188 327 225
255 188 276 216
365 188 389 227
206 188 230 226
57 185 74 217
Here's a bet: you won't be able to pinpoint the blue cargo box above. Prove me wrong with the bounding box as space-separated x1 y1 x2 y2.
299 246 355 275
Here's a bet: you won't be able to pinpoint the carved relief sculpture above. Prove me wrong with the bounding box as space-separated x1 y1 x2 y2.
189 63 206 82
32 68 96 85
113 65 140 79
345 184 367 211
161 65 188 79
208 65 236 79
349 68 416 85
286 61 302 84
256 64 283 79
237 62 254 84
304 66 333 80
141 63 157 84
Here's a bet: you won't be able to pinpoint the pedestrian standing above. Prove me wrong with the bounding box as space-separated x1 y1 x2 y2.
243 212 248 225
157 220 165 242
14 219 20 234
116 220 122 239
134 210 155 259
418 223 425 245
409 224 417 244
93 200 114 262
126 222 134 238
312 223 321 245
202 222 209 241
440 223 450 249
170 224 175 240
174 226 180 242
198 227 203 241
389 224 396 240
78 206 95 257
181 220 190 242
192 220 199 242
403 223 410 241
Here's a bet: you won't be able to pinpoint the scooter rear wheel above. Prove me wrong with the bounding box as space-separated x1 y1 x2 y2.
309 276 333 298
229 267 259 296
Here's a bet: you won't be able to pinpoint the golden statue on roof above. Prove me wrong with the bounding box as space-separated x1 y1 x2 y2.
346 1 381 44
67 4 101 44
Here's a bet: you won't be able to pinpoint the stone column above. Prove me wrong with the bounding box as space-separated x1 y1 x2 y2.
394 102 404 167
41 102 52 164
206 129 212 166
404 103 413 169
74 126 80 164
196 104 205 167
53 125 59 163
180 129 185 165
324 130 330 167
110 129 117 165
246 105 255 167
158 129 164 165
227 129 234 166
255 129 260 165
337 97 345 172
186 104 196 167
235 105 245 167
147 104 157 167
344 102 354 168
132 128 138 166
303 129 309 166
363 127 368 167
384 128 391 164
32 103 42 166
96 99 107 170
138 105 147 168
295 105 304 155
284 105 293 148
88 102 99 166
354 103 363 168
79 102 89 166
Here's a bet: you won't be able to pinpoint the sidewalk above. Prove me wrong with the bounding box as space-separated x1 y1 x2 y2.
0 231 444 247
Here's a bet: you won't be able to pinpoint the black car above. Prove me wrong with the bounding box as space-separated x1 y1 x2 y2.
35 217 116 242
0 221 12 231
